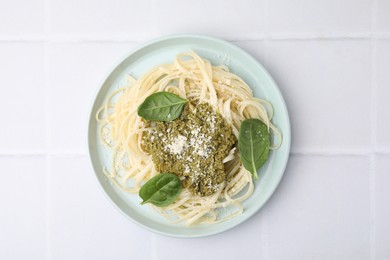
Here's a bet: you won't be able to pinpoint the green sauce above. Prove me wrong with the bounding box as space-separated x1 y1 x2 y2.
142 103 236 196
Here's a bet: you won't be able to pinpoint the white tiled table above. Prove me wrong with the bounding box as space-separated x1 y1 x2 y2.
1 0 389 259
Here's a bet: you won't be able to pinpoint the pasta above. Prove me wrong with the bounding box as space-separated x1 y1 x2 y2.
96 51 282 225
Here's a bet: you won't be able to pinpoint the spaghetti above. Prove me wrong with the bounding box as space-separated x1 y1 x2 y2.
96 51 282 225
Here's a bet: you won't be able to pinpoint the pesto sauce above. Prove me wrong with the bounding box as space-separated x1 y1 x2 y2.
142 103 236 196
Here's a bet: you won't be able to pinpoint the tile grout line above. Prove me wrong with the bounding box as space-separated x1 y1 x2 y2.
1 33 390 43
369 154 377 260
1 150 390 157
45 154 51 260
150 234 157 260
264 0 269 66
149 0 156 36
263 0 270 259
290 150 390 156
0 151 86 156
149 0 157 258
369 0 378 258
371 0 378 159
261 213 269 260
44 0 51 257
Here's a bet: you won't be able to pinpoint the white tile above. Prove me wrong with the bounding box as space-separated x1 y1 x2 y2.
49 42 137 151
49 155 152 260
0 43 45 152
376 0 390 32
264 155 370 259
375 155 390 259
376 40 390 149
231 40 266 65
0 157 46 259
51 0 152 35
152 0 265 39
0 0 44 34
265 40 371 152
268 0 371 33
154 212 265 260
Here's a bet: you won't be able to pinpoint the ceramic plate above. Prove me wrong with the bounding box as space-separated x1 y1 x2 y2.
87 34 290 238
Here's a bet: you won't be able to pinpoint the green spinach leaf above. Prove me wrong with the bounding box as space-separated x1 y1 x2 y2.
139 173 182 207
137 92 187 121
238 119 270 179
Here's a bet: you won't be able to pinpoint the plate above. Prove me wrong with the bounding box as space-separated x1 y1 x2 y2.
87 34 291 238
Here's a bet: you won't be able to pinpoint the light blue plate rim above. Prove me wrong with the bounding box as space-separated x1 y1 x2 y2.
87 34 291 238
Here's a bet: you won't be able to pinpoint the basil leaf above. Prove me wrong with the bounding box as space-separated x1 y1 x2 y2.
137 92 187 121
139 173 182 207
238 119 270 179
